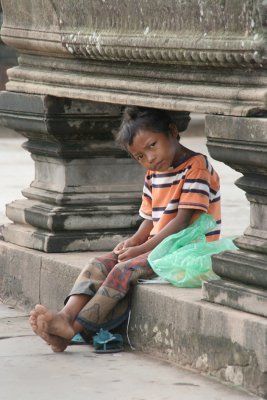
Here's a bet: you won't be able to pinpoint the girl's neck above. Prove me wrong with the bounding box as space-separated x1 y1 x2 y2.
170 144 191 168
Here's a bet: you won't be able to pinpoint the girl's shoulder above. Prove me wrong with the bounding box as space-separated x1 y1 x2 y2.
177 151 208 170
145 152 210 177
184 153 218 180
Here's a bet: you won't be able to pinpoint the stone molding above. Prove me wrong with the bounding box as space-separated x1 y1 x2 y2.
1 1 267 115
1 0 267 68
61 33 266 67
205 115 267 174
4 54 267 116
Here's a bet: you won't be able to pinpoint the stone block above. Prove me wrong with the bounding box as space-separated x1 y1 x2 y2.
40 256 82 310
0 241 41 309
129 284 267 398
0 239 104 310
203 280 267 318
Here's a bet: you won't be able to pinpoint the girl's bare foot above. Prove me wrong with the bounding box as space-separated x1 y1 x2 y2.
34 304 75 340
41 332 70 352
29 305 46 335
29 304 75 351
29 307 70 352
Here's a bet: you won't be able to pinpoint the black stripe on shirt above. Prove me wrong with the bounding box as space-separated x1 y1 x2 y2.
164 209 178 215
185 178 210 186
204 155 209 169
144 193 152 200
147 166 192 180
181 188 209 196
210 196 221 204
206 230 221 236
210 187 219 195
152 179 182 188
152 207 178 214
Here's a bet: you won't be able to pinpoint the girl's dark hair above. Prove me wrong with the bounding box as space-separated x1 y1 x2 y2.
115 106 190 150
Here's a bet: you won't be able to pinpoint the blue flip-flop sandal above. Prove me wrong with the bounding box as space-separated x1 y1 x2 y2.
93 329 124 353
70 333 87 345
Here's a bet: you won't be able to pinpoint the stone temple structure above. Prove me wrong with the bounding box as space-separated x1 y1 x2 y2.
0 1 266 397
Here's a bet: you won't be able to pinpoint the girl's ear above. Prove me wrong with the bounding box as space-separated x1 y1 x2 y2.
169 123 180 140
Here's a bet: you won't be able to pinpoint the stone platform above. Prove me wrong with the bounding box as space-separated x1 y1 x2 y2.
1 303 260 400
0 240 266 398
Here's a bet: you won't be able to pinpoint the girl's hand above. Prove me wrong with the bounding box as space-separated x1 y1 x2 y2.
113 238 138 255
113 241 125 254
117 245 143 262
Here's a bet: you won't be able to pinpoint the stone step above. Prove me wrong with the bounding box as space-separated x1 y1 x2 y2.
0 239 266 398
130 284 267 399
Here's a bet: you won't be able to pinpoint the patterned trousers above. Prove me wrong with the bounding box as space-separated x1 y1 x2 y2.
65 251 154 335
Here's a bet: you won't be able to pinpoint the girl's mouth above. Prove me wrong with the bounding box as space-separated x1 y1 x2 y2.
154 161 165 170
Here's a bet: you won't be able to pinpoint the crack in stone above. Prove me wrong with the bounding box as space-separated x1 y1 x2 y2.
0 334 34 340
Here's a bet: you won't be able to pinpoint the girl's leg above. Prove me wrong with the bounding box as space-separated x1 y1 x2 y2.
75 252 154 332
30 252 119 350
65 252 119 301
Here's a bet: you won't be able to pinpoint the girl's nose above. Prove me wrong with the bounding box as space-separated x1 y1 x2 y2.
147 151 156 164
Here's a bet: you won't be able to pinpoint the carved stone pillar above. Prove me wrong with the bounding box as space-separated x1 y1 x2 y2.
0 4 17 90
202 115 267 317
0 92 143 252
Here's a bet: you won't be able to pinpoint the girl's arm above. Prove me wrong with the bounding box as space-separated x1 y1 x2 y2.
140 208 198 251
129 218 154 245
118 208 199 261
114 219 153 253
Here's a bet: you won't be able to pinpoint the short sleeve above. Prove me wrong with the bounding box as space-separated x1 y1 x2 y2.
139 172 153 220
178 166 211 212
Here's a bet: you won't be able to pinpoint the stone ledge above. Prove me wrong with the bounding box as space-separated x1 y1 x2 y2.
130 285 267 398
0 239 266 398
0 239 103 310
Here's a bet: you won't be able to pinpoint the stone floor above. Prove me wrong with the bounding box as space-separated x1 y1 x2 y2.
0 301 263 400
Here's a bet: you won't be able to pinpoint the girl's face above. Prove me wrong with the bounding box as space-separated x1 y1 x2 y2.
128 128 181 172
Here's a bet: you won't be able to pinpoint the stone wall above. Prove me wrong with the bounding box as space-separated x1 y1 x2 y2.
0 4 17 90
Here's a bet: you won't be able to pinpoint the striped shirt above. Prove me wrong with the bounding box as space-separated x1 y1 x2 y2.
139 153 221 241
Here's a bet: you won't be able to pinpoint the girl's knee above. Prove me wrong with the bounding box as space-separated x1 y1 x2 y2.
113 260 132 273
80 257 97 273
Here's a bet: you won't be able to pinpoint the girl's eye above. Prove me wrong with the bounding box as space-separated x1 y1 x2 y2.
150 142 156 148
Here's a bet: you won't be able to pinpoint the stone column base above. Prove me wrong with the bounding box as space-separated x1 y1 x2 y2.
204 115 267 318
0 92 144 252
203 280 267 319
1 223 134 252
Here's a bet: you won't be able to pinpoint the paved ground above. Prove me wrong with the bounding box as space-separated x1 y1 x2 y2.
0 302 262 400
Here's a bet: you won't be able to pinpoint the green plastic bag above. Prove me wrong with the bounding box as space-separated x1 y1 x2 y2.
148 214 237 288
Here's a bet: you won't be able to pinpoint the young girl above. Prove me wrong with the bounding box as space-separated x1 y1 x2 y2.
30 107 221 352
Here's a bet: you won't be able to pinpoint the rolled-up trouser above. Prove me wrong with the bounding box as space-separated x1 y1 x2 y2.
65 251 154 335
